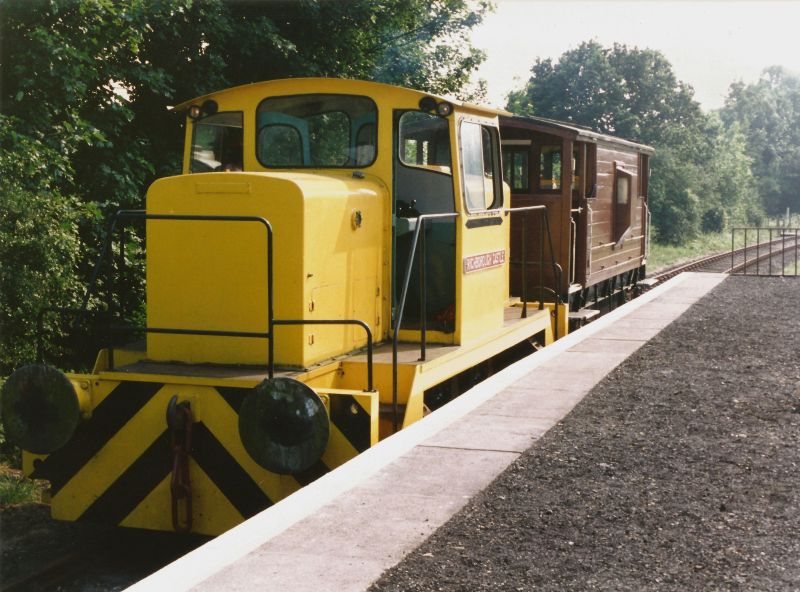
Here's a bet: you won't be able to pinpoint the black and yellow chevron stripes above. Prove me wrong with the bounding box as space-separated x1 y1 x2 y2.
328 393 371 453
31 381 164 495
27 379 376 535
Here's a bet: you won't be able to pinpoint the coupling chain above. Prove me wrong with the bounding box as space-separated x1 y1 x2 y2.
167 395 193 532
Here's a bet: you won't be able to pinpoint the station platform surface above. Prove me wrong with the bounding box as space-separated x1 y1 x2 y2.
128 272 726 592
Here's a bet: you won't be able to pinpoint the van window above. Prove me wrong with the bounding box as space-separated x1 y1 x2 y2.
539 144 561 191
502 145 529 193
639 154 650 198
614 167 633 243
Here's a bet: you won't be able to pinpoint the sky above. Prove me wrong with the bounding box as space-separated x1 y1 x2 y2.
470 0 800 111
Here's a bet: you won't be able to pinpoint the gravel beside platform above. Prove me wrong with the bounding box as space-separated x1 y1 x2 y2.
370 276 800 591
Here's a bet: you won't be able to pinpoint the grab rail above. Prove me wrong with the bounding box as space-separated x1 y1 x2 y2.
40 209 375 391
390 205 563 432
504 204 563 327
392 212 459 430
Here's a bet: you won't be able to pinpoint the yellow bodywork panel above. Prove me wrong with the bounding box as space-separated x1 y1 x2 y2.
514 301 570 340
146 171 385 368
456 216 510 344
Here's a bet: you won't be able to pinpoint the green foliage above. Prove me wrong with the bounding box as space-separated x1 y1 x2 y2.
701 209 725 234
693 115 760 228
1 0 490 202
506 41 705 147
1 0 227 210
208 0 491 100
0 377 18 467
1 0 491 208
0 0 489 373
506 41 763 245
0 473 41 505
648 150 700 245
0 115 73 192
721 67 800 217
0 184 86 375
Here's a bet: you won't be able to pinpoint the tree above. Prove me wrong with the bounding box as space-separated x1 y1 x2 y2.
1 0 490 206
0 99 89 373
694 115 760 229
0 184 88 374
647 150 700 244
215 0 490 99
721 67 800 217
0 0 490 371
507 41 705 147
507 41 761 244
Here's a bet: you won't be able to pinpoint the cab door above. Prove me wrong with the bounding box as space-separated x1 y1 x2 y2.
456 118 507 344
391 109 457 340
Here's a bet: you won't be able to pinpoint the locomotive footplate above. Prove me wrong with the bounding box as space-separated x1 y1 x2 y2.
346 304 556 436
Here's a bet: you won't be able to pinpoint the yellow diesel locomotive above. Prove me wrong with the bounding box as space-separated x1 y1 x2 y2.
2 78 565 536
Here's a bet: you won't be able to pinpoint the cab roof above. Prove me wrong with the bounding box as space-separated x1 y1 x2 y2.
173 77 508 117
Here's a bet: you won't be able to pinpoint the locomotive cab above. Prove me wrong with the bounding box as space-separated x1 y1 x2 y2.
150 79 531 368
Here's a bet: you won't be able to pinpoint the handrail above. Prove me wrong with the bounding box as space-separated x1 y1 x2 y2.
390 205 563 432
44 209 376 392
106 319 374 391
503 204 563 328
569 210 578 285
392 211 459 431
587 203 594 270
272 319 373 391
84 210 275 372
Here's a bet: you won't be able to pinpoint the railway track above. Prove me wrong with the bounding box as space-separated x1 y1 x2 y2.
0 545 99 592
651 234 799 283
0 521 209 592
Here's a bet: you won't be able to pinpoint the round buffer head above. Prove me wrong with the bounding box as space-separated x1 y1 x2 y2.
238 377 329 475
1 364 80 454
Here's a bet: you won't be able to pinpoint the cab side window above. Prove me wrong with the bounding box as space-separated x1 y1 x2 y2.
461 121 501 211
398 111 451 172
394 110 454 216
190 112 244 172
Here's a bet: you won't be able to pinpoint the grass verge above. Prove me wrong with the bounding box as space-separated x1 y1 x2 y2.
0 470 43 507
648 231 734 274
783 260 800 276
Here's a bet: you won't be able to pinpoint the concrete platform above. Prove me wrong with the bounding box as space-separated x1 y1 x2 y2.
127 272 726 592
